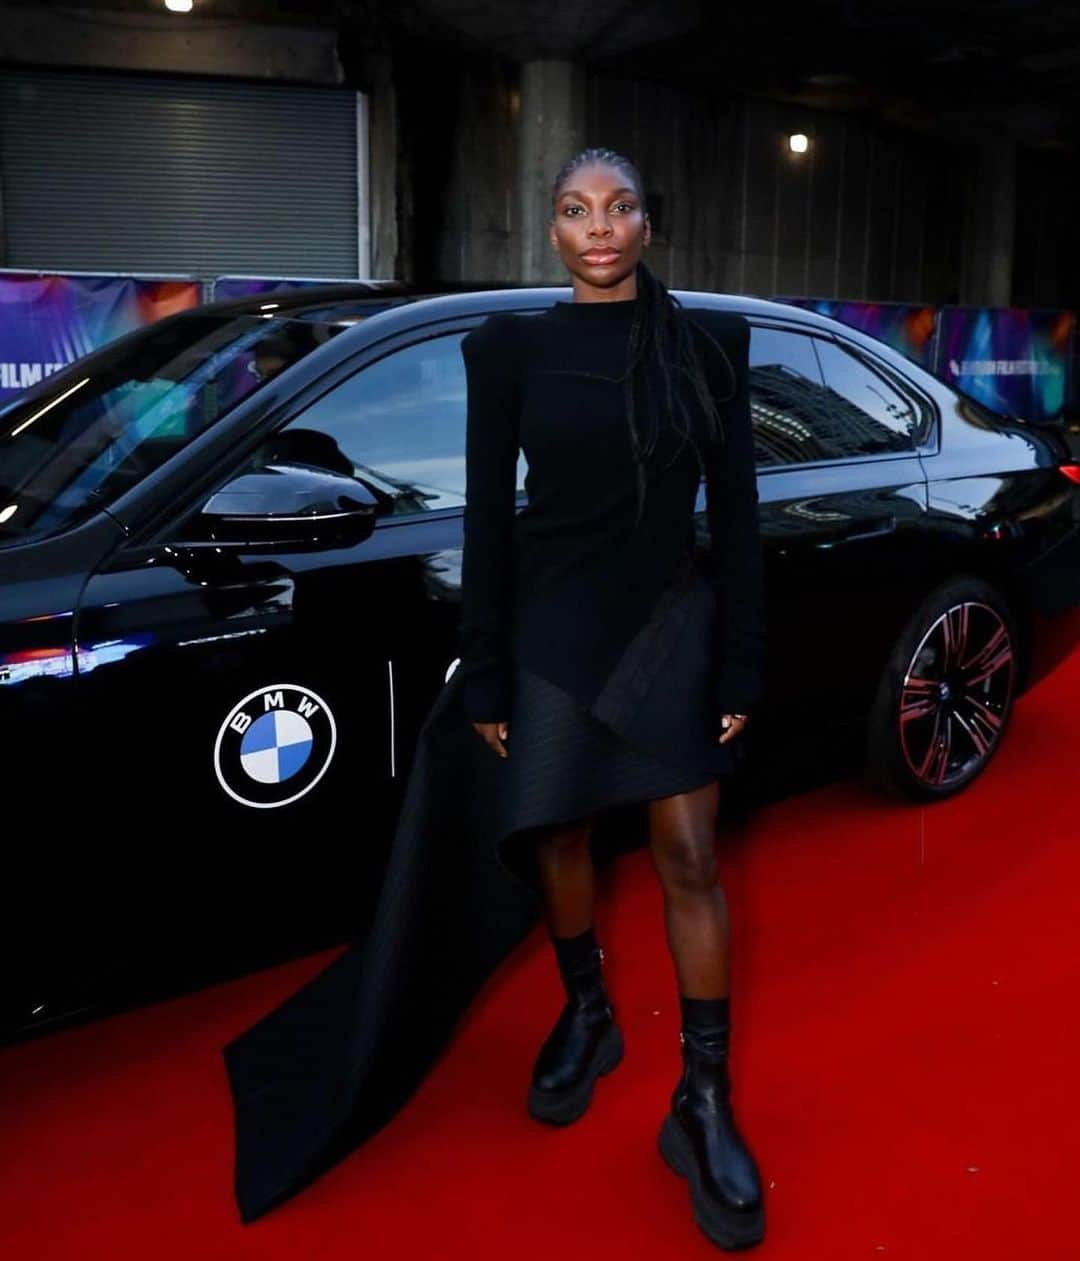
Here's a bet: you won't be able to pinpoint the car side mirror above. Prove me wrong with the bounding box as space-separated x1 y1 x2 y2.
193 462 381 550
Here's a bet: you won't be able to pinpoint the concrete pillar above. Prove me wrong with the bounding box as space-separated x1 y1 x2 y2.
362 51 399 281
517 59 586 284
963 133 1016 306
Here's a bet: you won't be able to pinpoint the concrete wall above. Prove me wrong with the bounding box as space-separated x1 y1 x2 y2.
3 5 1074 307
425 66 974 304
439 54 520 286
1013 145 1079 309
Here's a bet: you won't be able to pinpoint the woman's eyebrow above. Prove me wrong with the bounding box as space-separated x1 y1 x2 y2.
558 186 638 199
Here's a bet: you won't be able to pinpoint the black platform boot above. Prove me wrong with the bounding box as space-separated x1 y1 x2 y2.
658 995 765 1250
527 927 624 1125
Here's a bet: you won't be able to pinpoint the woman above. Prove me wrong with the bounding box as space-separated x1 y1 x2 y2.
458 147 767 1251
223 147 766 1253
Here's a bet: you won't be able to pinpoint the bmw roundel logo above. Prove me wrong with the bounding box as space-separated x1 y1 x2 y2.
214 684 337 809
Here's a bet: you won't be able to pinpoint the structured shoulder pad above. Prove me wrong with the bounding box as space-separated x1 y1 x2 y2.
461 310 520 357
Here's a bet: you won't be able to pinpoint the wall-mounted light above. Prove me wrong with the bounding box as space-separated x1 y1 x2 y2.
164 0 194 12
788 133 809 154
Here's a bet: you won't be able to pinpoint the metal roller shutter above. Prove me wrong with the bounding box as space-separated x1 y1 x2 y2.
0 68 361 278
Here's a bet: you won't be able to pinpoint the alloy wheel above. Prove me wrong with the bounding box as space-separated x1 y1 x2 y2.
897 600 1015 789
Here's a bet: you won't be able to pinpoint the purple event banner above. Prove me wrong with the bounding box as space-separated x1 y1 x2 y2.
775 297 938 368
933 306 1075 424
777 296 1075 422
0 271 201 400
208 275 357 302
2 275 1076 423
0 272 389 404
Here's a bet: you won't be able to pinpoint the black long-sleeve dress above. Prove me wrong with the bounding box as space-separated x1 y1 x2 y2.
223 295 766 1223
459 296 765 884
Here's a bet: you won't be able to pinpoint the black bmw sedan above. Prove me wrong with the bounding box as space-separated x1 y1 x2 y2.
3 283 1079 1041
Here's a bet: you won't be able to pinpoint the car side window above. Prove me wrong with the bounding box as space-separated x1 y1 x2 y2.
247 331 527 517
813 338 918 455
748 326 917 466
748 326 831 467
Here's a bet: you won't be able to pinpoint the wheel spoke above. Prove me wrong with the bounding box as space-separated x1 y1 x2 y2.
961 692 1005 738
931 712 955 783
951 701 991 758
941 604 971 671
915 708 954 785
900 675 938 724
915 705 943 780
963 625 1013 690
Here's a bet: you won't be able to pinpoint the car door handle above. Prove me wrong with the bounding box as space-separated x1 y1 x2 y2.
813 515 897 548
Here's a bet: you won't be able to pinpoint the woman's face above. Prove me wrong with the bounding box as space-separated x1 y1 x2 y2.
549 162 651 298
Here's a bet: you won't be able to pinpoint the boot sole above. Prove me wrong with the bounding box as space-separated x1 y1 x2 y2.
658 1113 765 1250
527 1022 624 1125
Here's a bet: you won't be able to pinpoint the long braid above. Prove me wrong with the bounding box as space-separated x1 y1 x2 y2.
549 146 736 528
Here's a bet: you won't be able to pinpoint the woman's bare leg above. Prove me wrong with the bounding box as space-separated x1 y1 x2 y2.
646 779 728 996
533 816 595 937
527 814 621 1123
648 777 764 1248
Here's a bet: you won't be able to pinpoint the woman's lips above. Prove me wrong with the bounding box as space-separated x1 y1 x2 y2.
581 251 620 265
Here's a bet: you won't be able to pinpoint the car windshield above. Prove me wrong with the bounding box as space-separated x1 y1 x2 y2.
0 312 344 545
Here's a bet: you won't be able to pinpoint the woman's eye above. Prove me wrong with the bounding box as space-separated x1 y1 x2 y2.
562 203 634 216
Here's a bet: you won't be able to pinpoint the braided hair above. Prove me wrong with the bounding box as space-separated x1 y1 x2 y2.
549 146 736 529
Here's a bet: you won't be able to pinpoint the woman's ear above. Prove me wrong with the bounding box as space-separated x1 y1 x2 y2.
643 214 652 248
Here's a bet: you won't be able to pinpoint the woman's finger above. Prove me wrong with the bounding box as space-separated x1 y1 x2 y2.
472 720 509 758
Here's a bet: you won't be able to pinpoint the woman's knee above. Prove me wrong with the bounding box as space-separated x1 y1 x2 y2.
651 831 720 894
534 817 591 855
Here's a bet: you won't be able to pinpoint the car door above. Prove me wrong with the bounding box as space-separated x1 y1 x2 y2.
70 317 529 1001
739 321 930 748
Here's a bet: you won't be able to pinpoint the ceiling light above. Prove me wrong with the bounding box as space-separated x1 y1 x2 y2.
789 133 809 154
164 0 194 12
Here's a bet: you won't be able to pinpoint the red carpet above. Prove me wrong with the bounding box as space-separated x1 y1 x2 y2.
4 648 1079 1260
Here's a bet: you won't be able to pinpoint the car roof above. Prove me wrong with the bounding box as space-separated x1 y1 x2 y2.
399 286 845 330
199 280 837 332
198 282 934 386
197 280 417 319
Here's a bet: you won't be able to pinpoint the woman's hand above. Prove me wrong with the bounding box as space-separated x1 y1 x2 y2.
473 720 510 758
717 713 749 745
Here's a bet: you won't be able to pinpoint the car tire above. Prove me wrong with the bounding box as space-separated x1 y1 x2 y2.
865 574 1019 801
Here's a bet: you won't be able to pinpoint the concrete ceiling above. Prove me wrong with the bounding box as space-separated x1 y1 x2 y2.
580 0 1080 144
406 0 704 60
15 0 1080 144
